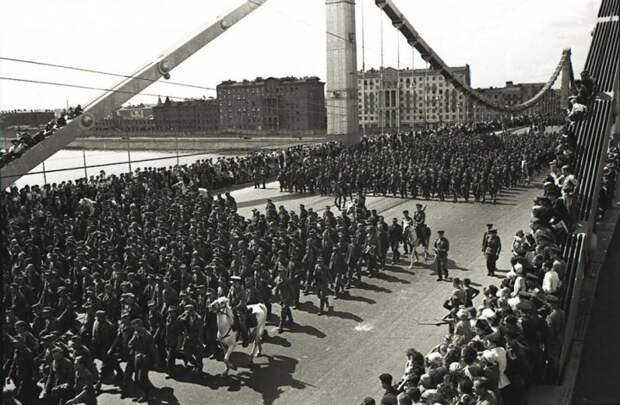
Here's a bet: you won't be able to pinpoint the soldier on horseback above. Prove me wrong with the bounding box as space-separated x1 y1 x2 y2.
407 204 430 267
227 276 249 347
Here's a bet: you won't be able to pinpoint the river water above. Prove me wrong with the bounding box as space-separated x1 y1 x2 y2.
12 149 225 188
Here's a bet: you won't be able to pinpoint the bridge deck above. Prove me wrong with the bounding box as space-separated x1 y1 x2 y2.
96 179 542 405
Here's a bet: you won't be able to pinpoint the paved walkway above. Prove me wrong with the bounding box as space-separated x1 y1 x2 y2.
98 180 542 405
572 218 620 405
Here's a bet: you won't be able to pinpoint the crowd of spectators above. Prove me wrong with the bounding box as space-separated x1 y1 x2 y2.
567 70 597 123
597 143 620 220
0 105 83 168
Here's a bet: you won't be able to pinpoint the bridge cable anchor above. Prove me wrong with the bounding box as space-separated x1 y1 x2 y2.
158 60 172 80
79 113 95 129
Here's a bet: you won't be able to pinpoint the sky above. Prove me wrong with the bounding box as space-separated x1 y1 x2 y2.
0 0 600 110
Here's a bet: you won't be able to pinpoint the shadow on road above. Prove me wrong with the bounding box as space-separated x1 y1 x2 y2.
149 386 181 405
262 333 292 347
288 322 326 338
355 280 392 293
232 354 311 405
447 259 469 272
298 300 364 322
337 293 376 304
373 271 411 284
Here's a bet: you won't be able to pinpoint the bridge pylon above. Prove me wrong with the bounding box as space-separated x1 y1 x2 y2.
325 0 359 143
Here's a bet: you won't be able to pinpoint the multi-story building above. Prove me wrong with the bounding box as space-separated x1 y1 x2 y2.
357 66 472 132
116 104 154 121
94 104 156 132
0 110 55 129
472 81 562 121
152 97 219 132
217 76 326 132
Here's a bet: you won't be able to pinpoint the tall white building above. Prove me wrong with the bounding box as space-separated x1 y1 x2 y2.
357 66 472 132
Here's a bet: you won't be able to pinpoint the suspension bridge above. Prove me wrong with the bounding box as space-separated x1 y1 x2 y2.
1 0 579 187
1 1 619 404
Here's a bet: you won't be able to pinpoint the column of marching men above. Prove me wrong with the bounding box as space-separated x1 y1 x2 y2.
3 117 569 405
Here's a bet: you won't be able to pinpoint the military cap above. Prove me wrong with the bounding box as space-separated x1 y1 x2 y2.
437 230 445 234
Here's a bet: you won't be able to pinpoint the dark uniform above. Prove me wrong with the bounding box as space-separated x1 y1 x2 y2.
329 245 346 298
433 231 450 281
128 324 156 401
345 237 362 284
484 229 501 277
178 305 204 371
228 278 249 346
388 219 402 263
314 259 331 315
162 307 183 375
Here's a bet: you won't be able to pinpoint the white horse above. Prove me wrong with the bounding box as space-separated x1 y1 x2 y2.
405 224 431 268
208 297 268 375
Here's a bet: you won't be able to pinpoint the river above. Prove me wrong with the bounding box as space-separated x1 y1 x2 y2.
12 149 227 188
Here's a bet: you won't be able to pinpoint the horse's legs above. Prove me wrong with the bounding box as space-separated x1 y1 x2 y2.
249 330 258 361
223 343 236 375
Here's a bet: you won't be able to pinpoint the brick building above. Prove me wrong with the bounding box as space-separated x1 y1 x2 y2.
152 97 219 132
357 66 472 132
0 110 55 129
472 81 562 121
216 76 326 132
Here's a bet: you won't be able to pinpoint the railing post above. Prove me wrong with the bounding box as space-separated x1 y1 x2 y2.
126 135 132 172
82 149 88 179
176 132 180 166
42 161 48 185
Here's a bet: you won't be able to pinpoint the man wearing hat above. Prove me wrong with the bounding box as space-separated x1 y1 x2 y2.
481 224 493 253
178 303 204 373
544 294 564 383
433 231 450 281
401 210 414 256
163 306 184 376
7 335 38 404
388 218 403 264
484 228 502 277
228 275 250 346
43 346 75 404
147 301 166 368
128 318 156 402
92 310 123 385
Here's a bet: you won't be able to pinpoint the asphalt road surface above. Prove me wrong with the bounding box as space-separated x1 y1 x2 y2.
98 178 542 405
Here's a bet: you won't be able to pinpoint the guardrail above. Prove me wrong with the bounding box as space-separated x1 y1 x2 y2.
559 232 587 376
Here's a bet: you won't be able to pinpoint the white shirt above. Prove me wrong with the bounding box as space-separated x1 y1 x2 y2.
488 347 511 389
542 270 561 294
